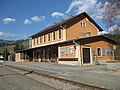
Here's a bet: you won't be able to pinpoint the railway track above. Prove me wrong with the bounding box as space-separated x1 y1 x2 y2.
6 65 109 90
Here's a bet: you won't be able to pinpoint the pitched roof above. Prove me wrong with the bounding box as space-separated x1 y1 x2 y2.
30 12 103 38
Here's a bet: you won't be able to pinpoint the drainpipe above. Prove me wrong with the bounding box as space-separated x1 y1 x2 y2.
73 40 78 45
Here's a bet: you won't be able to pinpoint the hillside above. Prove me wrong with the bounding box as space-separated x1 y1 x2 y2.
0 39 29 53
0 39 15 47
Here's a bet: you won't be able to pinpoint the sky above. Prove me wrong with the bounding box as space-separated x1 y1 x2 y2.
0 0 113 40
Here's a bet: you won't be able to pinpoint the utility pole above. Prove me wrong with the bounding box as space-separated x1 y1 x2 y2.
4 40 6 61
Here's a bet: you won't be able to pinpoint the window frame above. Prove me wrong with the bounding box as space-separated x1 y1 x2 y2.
53 31 56 40
102 48 107 56
58 29 62 39
97 47 102 57
65 47 69 55
48 33 50 41
34 38 35 45
80 21 86 27
40 36 42 44
61 48 64 56
44 35 46 42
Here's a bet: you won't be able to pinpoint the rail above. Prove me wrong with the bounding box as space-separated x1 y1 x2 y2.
6 65 109 90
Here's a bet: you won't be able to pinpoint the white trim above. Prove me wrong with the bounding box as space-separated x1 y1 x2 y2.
58 46 60 59
76 45 79 58
63 28 67 41
77 45 81 66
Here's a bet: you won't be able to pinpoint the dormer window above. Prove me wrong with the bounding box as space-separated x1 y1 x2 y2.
80 22 86 27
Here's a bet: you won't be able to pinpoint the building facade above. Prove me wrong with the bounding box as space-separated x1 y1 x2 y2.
15 12 118 66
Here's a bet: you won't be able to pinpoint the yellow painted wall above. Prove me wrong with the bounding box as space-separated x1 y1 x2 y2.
81 41 114 61
15 53 20 61
32 29 64 48
66 18 99 40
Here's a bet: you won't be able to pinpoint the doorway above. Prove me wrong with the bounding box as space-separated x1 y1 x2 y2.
82 48 90 64
48 50 52 61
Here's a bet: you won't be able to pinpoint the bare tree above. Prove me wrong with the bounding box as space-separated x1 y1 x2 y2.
100 0 120 33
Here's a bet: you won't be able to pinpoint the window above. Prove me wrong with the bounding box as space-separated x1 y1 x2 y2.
83 22 86 27
81 32 90 37
80 22 86 27
59 29 62 39
86 32 91 37
48 33 50 41
107 48 113 56
37 38 38 44
34 39 35 45
34 38 38 45
70 47 75 55
61 48 64 56
40 36 42 43
102 48 106 56
53 31 56 40
44 35 46 42
97 48 102 56
80 22 83 27
66 47 69 55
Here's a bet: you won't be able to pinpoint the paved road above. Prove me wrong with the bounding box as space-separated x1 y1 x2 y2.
4 62 120 90
0 65 56 90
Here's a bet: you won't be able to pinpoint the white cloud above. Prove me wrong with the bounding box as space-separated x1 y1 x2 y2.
66 0 97 15
11 34 28 38
31 16 45 22
51 12 65 19
99 31 108 35
0 32 10 37
3 18 16 24
108 24 120 34
65 0 119 20
0 31 28 38
24 19 32 25
95 2 119 20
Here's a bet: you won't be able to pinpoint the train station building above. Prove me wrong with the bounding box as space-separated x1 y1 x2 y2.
15 12 119 66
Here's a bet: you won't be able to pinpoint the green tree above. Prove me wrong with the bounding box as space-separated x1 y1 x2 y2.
14 42 24 52
3 48 10 61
